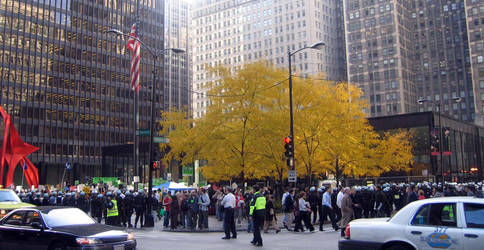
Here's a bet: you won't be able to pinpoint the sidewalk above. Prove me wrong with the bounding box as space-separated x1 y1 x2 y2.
131 213 333 233
138 214 285 233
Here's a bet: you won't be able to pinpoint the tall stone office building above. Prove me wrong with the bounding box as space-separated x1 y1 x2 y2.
343 0 476 121
0 0 190 184
191 0 346 118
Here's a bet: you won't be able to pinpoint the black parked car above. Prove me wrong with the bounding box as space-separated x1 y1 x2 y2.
0 206 136 250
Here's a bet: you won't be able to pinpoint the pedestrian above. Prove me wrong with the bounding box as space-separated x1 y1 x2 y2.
133 190 146 228
235 190 245 225
308 187 319 224
105 192 119 226
406 185 418 204
295 192 314 232
163 192 172 228
93 193 105 223
249 185 265 247
282 188 295 231
213 189 224 221
221 186 237 240
125 191 134 228
198 188 210 230
320 187 339 231
418 189 426 200
170 193 180 230
245 190 254 233
180 193 189 228
187 190 199 231
340 188 353 237
263 194 280 233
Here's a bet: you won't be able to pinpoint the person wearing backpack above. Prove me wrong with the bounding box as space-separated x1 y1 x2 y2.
283 189 295 231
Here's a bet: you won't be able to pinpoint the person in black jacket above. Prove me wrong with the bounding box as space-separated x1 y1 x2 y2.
125 191 134 228
406 185 418 205
133 190 146 228
92 194 105 223
374 186 390 217
307 187 319 224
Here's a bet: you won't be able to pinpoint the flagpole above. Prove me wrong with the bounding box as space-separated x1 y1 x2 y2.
21 164 24 188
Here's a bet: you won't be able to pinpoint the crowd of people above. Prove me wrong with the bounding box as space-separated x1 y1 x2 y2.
12 181 484 247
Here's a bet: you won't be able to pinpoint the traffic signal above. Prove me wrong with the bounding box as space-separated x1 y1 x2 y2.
152 161 160 170
284 136 293 158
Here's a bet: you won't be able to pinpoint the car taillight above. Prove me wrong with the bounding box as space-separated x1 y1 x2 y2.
345 225 350 239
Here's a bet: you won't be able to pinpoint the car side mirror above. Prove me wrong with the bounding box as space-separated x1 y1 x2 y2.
31 222 43 230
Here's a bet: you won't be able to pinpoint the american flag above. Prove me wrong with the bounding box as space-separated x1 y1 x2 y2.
126 23 140 92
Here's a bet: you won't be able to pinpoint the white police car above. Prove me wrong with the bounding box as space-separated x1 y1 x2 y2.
339 197 483 250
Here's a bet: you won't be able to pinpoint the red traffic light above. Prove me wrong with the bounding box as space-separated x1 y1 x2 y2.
284 137 292 144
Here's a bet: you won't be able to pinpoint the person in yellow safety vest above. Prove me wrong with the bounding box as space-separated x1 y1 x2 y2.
249 185 266 247
106 192 119 226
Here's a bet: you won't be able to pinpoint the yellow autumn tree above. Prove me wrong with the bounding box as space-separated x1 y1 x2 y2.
198 62 288 182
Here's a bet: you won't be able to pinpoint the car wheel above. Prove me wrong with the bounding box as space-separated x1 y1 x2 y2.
384 244 413 250
50 242 67 250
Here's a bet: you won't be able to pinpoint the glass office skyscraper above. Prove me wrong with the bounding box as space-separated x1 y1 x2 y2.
0 0 170 184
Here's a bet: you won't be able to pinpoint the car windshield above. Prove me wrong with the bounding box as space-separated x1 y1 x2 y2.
0 190 21 202
42 208 96 227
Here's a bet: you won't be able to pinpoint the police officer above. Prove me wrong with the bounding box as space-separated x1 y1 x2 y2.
42 193 50 206
90 190 98 216
70 192 78 207
56 192 63 206
32 192 42 206
133 190 146 228
249 185 266 247
117 191 127 227
93 194 105 223
77 192 89 213
105 192 119 226
63 192 72 206
125 191 134 228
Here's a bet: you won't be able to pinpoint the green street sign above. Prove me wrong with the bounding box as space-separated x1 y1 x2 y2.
136 129 151 136
153 137 170 143
182 166 194 176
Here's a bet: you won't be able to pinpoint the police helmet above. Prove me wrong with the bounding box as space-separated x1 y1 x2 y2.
106 192 112 197
97 194 103 198
36 192 41 197
66 193 71 197
116 190 121 195
43 193 49 198
80 192 85 196
52 191 57 196
126 191 131 196
92 190 98 194
71 192 76 196
309 187 316 192
106 201 114 209
138 189 143 194
20 193 25 198
333 187 338 192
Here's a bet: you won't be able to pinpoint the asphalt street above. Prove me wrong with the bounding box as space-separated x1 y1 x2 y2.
135 229 341 250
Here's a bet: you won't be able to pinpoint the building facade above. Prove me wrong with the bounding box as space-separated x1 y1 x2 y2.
465 0 484 125
190 0 346 118
415 0 474 122
343 0 418 117
163 0 191 111
344 0 479 122
0 0 171 185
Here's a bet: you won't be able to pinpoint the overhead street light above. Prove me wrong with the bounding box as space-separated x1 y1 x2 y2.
287 41 325 186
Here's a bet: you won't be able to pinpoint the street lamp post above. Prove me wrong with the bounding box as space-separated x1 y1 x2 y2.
418 97 461 184
106 29 185 227
287 42 325 186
